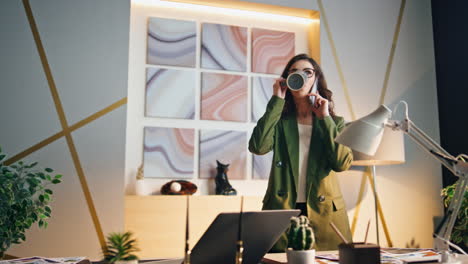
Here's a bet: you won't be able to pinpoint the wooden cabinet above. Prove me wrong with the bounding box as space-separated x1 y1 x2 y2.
124 195 262 259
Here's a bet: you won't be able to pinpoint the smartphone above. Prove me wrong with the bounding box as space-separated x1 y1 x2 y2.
309 81 317 106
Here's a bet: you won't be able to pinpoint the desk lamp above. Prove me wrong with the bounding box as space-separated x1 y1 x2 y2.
335 101 467 254
352 127 405 245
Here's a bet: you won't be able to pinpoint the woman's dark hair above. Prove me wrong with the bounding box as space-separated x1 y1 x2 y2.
280 53 336 117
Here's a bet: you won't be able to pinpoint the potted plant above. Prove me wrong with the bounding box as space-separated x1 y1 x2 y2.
0 147 62 259
286 215 316 264
104 231 139 264
441 182 467 252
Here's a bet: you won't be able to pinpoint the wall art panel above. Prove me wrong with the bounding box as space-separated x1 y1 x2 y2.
145 67 195 119
252 76 275 122
144 127 194 179
252 28 295 74
147 17 196 67
201 23 247 72
253 152 273 180
201 72 247 122
199 129 246 180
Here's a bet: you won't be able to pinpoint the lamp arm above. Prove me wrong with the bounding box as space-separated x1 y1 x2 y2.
386 118 468 253
435 177 468 253
386 119 458 176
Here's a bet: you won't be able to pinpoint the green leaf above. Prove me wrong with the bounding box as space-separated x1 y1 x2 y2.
54 174 63 179
39 195 45 203
51 179 61 184
45 206 51 213
27 162 38 168
0 155 6 161
45 189 53 195
45 168 53 173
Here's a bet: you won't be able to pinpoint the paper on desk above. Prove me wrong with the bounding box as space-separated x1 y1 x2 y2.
0 257 86 264
381 248 440 263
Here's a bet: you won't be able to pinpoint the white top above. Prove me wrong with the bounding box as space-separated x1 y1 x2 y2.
297 123 313 203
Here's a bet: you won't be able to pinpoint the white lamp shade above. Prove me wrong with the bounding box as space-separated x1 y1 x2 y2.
352 126 405 166
335 105 392 156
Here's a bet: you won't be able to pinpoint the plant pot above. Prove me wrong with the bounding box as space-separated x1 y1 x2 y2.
135 179 148 195
286 248 315 264
115 260 138 264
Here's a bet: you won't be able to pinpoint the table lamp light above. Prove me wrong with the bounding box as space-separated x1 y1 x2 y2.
352 126 405 245
335 102 468 254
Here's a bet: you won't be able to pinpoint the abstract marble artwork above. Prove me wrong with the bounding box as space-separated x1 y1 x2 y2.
145 67 196 119
252 152 273 180
201 23 247 72
252 28 295 75
147 17 196 67
143 127 194 179
201 72 247 122
199 130 246 180
252 76 275 122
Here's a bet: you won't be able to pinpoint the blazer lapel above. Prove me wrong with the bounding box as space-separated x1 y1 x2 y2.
282 114 299 191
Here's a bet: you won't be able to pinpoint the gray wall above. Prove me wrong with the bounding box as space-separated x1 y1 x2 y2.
1 0 129 259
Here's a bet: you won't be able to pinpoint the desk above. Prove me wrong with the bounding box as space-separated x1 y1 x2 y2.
263 252 336 264
263 251 468 264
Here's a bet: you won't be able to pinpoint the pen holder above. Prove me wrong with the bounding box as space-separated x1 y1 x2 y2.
338 243 380 264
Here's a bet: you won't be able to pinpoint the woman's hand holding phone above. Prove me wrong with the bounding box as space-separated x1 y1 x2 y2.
308 91 329 119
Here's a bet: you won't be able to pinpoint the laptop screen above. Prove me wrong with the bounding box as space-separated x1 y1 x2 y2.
190 210 300 264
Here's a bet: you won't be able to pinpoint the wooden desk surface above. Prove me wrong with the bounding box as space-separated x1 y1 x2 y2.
263 251 338 264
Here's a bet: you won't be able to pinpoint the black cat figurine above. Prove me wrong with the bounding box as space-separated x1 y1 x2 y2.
215 160 237 196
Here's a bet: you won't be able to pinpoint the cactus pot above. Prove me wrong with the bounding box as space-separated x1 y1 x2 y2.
286 248 315 264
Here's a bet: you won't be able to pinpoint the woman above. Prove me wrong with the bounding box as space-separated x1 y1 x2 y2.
249 53 353 252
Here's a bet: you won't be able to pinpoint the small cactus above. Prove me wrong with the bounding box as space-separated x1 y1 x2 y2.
287 215 315 250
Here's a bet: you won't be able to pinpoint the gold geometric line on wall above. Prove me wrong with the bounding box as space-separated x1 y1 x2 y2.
4 97 127 165
69 98 127 132
350 0 406 247
317 0 407 246
317 0 356 121
379 0 406 106
365 171 393 247
351 167 370 234
372 0 406 247
5 131 65 166
22 0 108 253
317 0 372 241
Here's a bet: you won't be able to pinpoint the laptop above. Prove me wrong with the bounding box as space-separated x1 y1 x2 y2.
148 209 300 264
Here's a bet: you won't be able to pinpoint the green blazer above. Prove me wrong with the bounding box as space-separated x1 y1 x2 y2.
249 96 353 252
